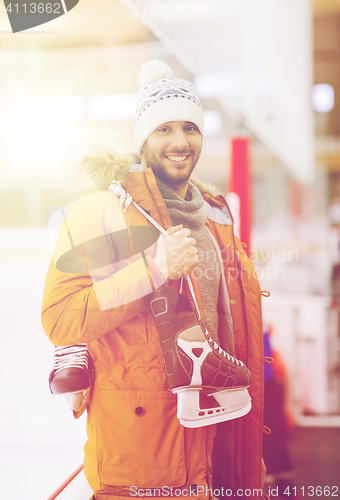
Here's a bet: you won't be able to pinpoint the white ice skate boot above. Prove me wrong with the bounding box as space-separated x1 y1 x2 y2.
145 286 252 428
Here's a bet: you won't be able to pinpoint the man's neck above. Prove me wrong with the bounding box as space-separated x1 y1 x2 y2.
153 175 188 200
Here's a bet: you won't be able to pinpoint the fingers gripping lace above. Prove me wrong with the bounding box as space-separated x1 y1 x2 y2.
109 180 202 319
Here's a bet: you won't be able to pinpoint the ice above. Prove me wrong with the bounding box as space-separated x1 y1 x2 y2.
0 227 91 500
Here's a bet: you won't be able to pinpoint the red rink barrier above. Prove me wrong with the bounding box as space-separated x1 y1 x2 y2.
229 136 252 256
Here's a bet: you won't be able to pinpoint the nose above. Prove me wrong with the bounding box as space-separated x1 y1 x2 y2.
169 128 189 150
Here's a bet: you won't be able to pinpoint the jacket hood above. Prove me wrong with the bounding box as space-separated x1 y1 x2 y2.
75 146 220 197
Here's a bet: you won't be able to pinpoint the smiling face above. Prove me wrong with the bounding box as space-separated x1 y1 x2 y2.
140 121 203 199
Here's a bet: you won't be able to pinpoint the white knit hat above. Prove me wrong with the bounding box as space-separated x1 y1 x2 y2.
134 60 204 155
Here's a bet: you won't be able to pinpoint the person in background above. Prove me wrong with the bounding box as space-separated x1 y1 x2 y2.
263 323 297 499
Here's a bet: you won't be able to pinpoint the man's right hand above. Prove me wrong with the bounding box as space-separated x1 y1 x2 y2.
154 224 198 281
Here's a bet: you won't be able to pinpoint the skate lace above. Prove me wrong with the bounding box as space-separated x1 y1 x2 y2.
109 181 204 320
52 344 91 375
207 335 245 367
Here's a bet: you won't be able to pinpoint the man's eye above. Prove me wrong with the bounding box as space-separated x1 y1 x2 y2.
158 127 169 132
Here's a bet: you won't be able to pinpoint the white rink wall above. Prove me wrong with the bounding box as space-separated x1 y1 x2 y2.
261 293 335 419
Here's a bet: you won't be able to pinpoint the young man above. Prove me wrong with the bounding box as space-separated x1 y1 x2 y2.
42 60 264 500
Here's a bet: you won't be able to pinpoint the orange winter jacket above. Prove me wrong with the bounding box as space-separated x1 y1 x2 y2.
42 156 264 500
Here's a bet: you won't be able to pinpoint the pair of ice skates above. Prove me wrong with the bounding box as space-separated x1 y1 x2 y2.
49 286 251 427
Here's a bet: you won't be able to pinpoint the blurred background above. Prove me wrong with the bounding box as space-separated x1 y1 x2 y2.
1 0 340 498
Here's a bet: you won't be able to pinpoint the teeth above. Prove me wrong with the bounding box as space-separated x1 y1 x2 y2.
166 155 188 162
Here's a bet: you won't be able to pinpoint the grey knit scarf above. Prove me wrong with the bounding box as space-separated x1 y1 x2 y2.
155 178 221 343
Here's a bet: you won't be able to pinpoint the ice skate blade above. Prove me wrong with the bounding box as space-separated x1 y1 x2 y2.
63 390 87 411
179 400 252 428
175 387 252 428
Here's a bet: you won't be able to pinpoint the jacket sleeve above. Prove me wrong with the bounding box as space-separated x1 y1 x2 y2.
41 190 165 346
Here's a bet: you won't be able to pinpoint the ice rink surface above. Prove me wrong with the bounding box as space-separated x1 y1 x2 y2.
0 227 89 500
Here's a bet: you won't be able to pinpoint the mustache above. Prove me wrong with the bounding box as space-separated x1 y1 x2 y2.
164 150 191 155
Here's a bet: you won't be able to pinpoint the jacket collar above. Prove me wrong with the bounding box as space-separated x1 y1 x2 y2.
124 167 173 231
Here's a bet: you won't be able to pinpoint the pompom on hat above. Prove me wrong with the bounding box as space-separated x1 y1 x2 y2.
134 60 204 155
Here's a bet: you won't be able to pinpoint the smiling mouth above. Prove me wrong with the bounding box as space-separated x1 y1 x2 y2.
165 155 190 162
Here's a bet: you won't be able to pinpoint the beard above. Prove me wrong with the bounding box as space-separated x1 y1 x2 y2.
141 144 201 188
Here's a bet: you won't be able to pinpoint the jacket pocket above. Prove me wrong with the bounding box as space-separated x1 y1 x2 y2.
97 389 186 488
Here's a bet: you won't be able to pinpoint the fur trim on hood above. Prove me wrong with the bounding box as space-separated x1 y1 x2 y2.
75 146 220 197
75 147 140 194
